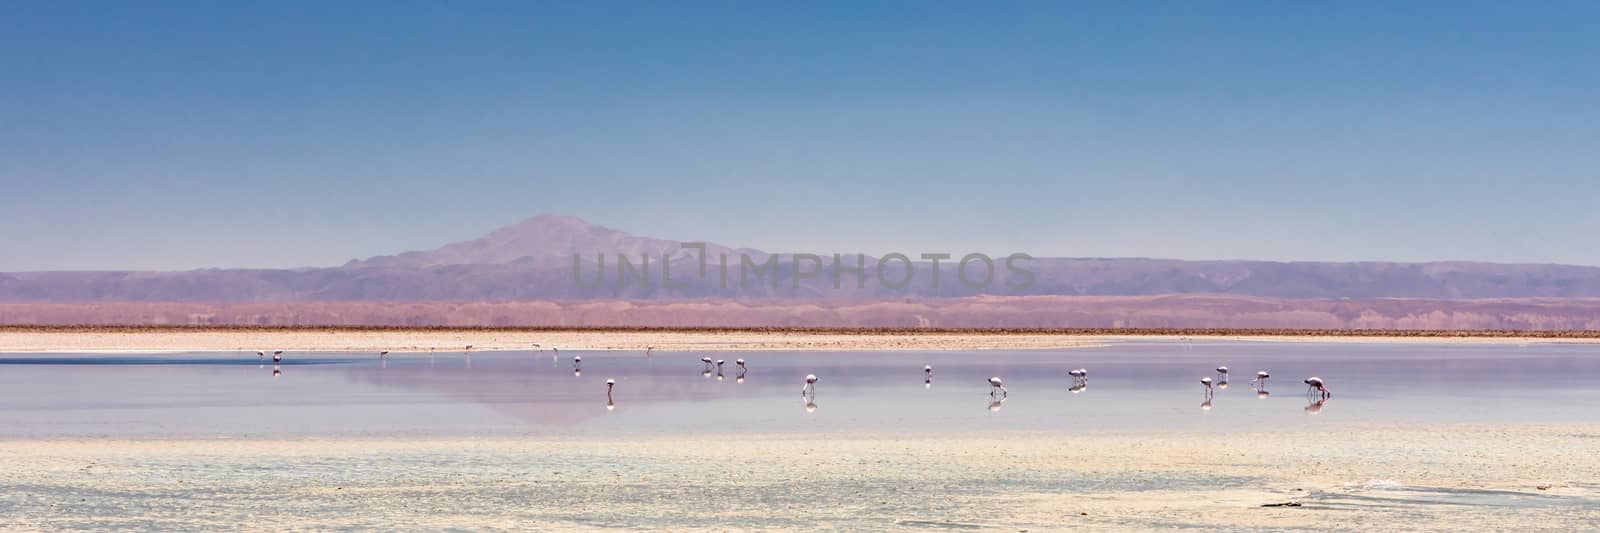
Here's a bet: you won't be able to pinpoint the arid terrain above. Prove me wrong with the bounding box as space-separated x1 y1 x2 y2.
5 294 1600 330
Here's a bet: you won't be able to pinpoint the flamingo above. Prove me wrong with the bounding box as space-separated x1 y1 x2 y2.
272 351 282 363
1069 368 1088 384
379 351 389 359
645 346 654 357
701 357 714 371
1304 377 1331 399
735 359 747 383
988 377 1007 398
1252 371 1270 385
606 379 616 411
256 350 265 360
1200 377 1214 398
802 374 818 396
924 365 933 388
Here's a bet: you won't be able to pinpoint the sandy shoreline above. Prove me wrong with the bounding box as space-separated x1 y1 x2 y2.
0 329 1108 353
4 424 1597 530
2 328 1598 353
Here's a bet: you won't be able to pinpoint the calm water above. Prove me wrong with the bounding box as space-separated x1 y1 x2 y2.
1 341 1597 439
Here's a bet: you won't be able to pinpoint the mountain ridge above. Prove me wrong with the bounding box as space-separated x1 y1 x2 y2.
6 215 1600 301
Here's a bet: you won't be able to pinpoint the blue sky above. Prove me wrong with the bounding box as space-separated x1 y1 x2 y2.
2 1 1597 270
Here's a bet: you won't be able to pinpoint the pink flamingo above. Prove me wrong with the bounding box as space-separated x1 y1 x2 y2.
1304 377 1331 399
988 377 1007 398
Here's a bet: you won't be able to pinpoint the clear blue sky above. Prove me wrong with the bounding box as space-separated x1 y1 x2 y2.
3 1 1597 270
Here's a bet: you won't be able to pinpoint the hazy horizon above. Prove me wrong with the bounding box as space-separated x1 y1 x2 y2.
5 2 1598 271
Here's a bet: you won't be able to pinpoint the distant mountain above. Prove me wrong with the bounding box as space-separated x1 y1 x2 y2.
5 215 1600 301
344 215 764 269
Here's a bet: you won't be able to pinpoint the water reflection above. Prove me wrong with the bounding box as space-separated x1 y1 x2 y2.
1305 397 1328 414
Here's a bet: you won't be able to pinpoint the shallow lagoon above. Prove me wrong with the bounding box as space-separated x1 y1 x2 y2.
2 340 1596 438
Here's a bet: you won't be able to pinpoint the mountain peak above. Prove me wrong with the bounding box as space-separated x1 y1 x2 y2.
494 214 596 234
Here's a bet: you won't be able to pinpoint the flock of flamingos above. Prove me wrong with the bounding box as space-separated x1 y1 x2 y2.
253 345 1336 413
